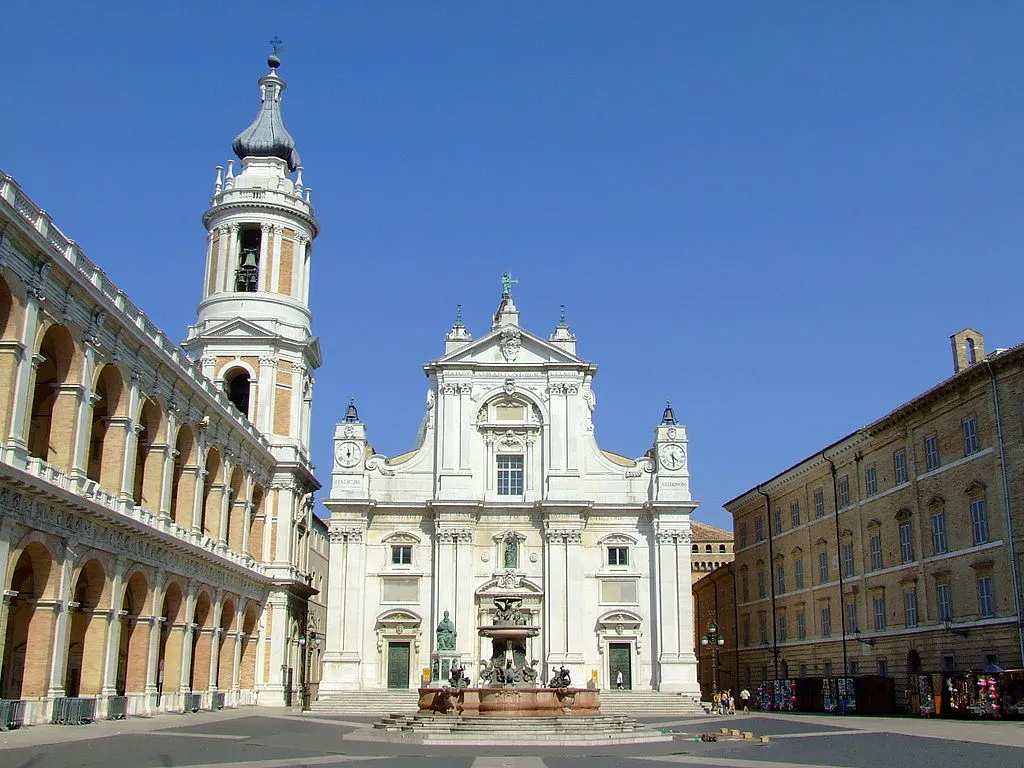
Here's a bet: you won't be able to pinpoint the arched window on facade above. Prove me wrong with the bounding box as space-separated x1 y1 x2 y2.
224 368 251 419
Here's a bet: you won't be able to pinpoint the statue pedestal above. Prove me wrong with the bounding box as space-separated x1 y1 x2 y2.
430 652 463 688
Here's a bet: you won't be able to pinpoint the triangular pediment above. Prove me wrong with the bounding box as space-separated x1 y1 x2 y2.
436 326 585 367
191 317 279 341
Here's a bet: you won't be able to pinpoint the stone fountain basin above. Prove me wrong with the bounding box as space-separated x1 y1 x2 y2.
477 626 540 640
419 687 599 716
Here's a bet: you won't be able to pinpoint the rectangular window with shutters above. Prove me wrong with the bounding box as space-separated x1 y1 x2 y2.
925 435 940 471
899 522 914 563
963 418 979 455
774 508 783 535
758 615 768 645
978 576 994 618
937 583 953 622
818 551 829 583
894 450 908 484
903 589 918 627
382 577 419 603
776 614 787 642
865 466 877 496
497 455 524 495
971 499 989 545
600 579 638 604
742 615 750 646
870 534 883 571
878 660 889 678
741 572 749 602
846 601 858 633
754 518 764 542
821 605 832 638
757 569 766 599
795 558 804 589
839 477 850 507
776 562 785 594
849 661 859 676
796 611 806 640
842 542 855 577
932 512 948 554
814 488 825 518
873 595 887 631
790 502 800 528
739 523 748 549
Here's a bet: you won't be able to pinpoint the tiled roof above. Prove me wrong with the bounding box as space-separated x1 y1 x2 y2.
691 520 732 541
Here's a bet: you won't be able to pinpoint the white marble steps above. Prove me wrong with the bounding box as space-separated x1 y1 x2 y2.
311 690 421 714
348 713 672 746
599 691 706 715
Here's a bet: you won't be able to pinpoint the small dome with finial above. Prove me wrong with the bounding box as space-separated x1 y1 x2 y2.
232 43 301 172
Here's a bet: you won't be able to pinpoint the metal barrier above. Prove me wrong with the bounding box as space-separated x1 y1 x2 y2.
211 692 225 710
52 697 97 725
0 699 25 731
106 695 129 720
184 693 202 713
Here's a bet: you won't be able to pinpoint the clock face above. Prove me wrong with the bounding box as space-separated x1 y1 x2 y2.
335 441 362 469
660 443 686 471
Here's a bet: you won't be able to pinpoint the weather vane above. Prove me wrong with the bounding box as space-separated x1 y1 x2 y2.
269 36 283 55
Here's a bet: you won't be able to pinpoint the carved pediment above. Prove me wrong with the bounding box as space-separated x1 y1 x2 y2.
382 531 421 545
375 609 421 628
436 326 584 366
596 610 643 633
475 572 544 598
598 533 639 546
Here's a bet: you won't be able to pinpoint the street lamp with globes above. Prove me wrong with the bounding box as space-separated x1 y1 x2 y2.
700 620 726 699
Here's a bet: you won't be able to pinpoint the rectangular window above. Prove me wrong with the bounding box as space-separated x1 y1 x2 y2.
814 488 825 518
978 576 994 619
903 589 918 627
899 522 914 563
776 562 785 594
758 614 768 645
925 435 940 471
799 664 808 678
776 614 787 642
494 404 525 421
742 615 751 646
795 558 805 589
894 450 908 484
790 501 800 528
865 466 877 496
963 417 979 455
796 611 807 640
846 601 858 633
818 551 829 583
741 572 750 602
877 660 889 678
382 577 419 603
391 545 412 565
932 511 948 554
757 569 766 599
873 595 887 631
600 579 638 603
971 499 989 545
937 583 953 622
607 546 629 566
754 518 764 542
838 477 850 508
824 662 834 678
497 455 524 496
870 533 883 571
739 523 748 549
773 508 783 535
849 661 859 676
821 605 832 638
842 542 855 577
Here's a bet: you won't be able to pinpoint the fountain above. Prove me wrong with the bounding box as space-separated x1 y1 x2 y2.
417 597 599 716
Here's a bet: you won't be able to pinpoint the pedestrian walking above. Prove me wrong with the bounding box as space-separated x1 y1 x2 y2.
728 692 736 715
719 690 728 715
740 688 750 713
616 670 623 689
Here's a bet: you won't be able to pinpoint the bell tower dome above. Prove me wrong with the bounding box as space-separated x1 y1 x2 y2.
184 51 321 465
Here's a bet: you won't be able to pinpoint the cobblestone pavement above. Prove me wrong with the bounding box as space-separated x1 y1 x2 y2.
2 708 1023 768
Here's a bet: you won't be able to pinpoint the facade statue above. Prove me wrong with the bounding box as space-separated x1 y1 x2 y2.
447 663 470 689
503 536 519 568
547 665 572 689
435 609 456 651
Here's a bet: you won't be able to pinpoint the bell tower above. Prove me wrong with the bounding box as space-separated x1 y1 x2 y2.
183 49 321 705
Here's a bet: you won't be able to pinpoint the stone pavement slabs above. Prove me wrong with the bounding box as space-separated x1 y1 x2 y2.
700 715 856 736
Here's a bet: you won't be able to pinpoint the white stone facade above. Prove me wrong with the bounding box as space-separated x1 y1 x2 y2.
322 290 699 694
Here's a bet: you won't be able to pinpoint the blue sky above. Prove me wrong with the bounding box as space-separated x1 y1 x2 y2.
5 2 1022 530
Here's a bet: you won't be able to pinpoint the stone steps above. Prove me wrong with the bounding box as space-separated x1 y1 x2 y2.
599 691 706 716
310 691 420 714
351 713 672 746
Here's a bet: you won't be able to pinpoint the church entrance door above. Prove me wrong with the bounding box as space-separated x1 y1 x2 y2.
609 643 632 690
387 642 411 689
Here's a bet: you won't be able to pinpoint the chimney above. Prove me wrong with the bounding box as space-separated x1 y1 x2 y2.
950 329 985 374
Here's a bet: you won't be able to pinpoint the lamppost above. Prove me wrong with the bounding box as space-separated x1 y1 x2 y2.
700 620 726 699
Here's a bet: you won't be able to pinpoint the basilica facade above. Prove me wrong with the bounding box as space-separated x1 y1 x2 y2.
0 54 322 722
321 289 701 695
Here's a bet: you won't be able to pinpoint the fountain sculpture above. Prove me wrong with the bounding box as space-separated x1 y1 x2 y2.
418 597 599 716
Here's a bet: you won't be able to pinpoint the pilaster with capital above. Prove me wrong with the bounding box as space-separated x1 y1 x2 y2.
4 291 41 460
320 522 367 691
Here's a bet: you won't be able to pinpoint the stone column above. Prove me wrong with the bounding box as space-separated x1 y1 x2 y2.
224 224 239 293
46 539 78 700
190 465 208 535
100 560 126 697
5 284 41 462
320 524 366 692
652 526 699 694
543 529 568 666
0 519 13 671
144 572 165 712
178 584 197 696
68 344 99 481
117 374 144 503
208 595 223 691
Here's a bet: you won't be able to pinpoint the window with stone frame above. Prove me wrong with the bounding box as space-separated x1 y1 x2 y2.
776 613 787 642
741 615 751 646
739 523 748 549
899 521 914 563
970 498 989 545
814 488 825 518
497 454 524 496
937 583 953 622
758 614 768 645
865 466 878 496
838 476 850 507
754 517 764 542
607 546 629 566
773 508 783 535
818 550 829 583
845 600 858 633
796 610 807 639
932 510 948 554
790 501 800 528
963 417 980 456
977 576 994 619
870 533 883 570
925 435 940 471
820 604 832 638
741 569 750 602
794 557 805 589
391 544 413 565
775 559 786 594
872 594 887 631
903 588 918 627
842 541 855 577
894 450 908 485
757 568 766 599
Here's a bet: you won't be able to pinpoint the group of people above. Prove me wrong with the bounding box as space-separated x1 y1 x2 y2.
715 688 752 714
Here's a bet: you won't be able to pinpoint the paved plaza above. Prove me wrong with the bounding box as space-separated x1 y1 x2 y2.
2 708 1024 768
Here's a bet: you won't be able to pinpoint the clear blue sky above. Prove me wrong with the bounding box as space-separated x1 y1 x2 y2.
5 2 1022 530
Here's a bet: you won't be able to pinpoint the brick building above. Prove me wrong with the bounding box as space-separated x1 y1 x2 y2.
724 330 1023 711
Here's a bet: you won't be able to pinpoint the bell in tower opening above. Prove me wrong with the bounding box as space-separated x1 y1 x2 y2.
235 227 261 292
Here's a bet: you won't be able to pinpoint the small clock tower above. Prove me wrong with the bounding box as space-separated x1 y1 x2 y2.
654 401 691 502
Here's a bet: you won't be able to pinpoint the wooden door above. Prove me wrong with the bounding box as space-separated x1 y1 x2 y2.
609 642 632 690
387 642 411 689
